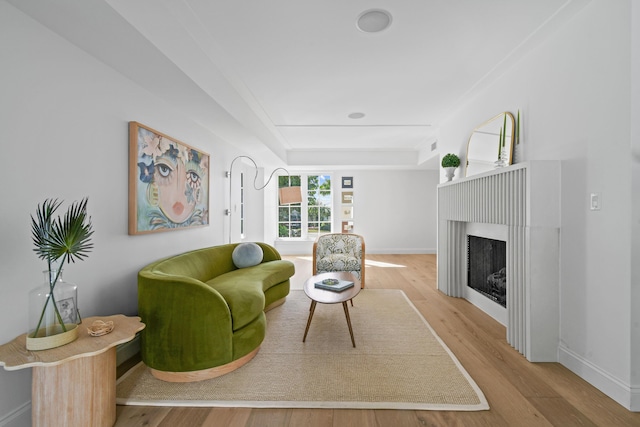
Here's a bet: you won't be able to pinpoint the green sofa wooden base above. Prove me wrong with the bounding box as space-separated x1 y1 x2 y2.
149 346 261 382
137 243 295 382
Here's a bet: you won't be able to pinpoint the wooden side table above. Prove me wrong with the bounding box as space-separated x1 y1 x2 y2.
303 272 361 347
0 314 144 427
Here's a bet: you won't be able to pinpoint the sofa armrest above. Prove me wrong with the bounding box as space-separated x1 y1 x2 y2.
257 242 282 262
138 272 234 372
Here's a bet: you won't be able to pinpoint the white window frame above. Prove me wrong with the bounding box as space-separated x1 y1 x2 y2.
277 173 333 240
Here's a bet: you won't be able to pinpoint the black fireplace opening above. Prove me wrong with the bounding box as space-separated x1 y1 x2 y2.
467 235 506 308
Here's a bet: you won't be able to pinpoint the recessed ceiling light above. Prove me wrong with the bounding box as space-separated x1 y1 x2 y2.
348 112 366 119
356 9 392 33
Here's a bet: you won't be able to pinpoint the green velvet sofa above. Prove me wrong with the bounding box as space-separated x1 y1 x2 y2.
137 242 295 382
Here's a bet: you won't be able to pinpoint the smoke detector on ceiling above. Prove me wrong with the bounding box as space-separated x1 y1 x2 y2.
356 9 392 33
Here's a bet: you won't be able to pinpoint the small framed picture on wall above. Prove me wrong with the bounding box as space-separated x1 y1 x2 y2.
341 191 354 204
341 176 353 188
341 206 354 219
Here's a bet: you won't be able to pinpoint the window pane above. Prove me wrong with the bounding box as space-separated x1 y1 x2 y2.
308 207 318 221
279 207 289 221
279 175 301 188
319 176 331 189
319 207 331 221
291 222 301 237
320 222 331 232
278 224 290 238
291 206 301 221
308 176 319 190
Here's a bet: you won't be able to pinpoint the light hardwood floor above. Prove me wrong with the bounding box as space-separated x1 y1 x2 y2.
115 254 640 427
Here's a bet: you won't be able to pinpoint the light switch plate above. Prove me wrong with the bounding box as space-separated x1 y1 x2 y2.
590 193 601 210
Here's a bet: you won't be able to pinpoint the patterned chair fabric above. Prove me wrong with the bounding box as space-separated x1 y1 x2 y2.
313 233 365 288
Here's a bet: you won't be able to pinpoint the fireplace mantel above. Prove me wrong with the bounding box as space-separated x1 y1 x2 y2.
437 161 560 362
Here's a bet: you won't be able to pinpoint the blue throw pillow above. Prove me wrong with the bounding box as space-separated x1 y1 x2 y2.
232 242 264 268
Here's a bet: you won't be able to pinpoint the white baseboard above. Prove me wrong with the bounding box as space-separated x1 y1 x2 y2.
559 344 638 411
631 386 640 412
0 401 30 427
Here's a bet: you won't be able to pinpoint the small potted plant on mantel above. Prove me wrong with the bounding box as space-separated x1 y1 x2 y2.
441 153 461 182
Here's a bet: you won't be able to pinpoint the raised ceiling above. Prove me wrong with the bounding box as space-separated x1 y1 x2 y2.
9 0 588 169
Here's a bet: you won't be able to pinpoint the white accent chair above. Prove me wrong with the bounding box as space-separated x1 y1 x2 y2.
313 233 365 288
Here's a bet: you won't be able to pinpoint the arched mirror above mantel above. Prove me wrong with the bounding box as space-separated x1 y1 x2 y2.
465 112 515 177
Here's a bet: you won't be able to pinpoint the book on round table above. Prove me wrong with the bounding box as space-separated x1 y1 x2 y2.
314 279 354 292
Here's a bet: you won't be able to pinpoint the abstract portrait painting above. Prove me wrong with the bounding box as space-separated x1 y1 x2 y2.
129 122 209 234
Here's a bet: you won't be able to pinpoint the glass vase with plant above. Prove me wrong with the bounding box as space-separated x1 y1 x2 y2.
27 198 93 350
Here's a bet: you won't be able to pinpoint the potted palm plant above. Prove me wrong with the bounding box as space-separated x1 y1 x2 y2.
441 153 461 182
27 198 94 350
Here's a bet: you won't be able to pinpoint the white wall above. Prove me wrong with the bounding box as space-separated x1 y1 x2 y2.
631 0 640 411
438 0 636 410
269 169 439 255
0 4 261 424
341 170 438 254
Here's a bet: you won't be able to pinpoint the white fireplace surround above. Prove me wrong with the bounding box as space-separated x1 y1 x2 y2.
465 223 508 326
437 161 560 362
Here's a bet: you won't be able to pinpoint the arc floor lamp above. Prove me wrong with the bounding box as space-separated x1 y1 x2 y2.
225 155 302 243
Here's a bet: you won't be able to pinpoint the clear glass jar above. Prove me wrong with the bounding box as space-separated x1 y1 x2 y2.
28 269 78 339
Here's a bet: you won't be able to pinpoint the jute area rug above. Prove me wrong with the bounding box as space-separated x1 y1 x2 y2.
116 289 489 411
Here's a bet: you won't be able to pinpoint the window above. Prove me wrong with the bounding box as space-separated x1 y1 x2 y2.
278 174 332 239
307 175 332 238
278 175 301 238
